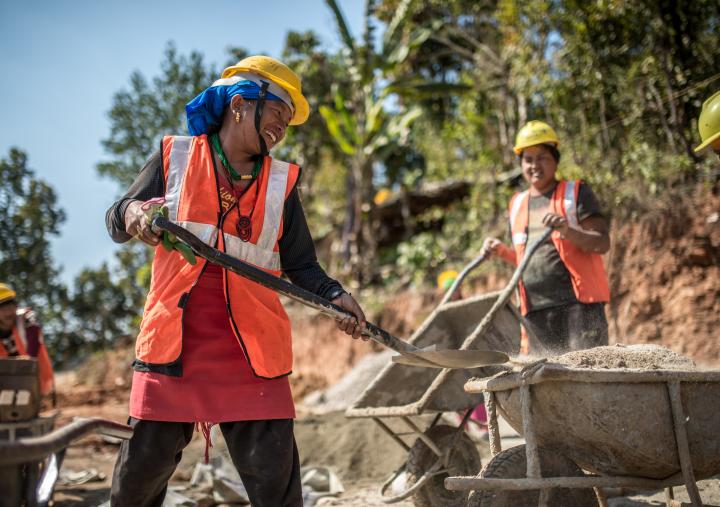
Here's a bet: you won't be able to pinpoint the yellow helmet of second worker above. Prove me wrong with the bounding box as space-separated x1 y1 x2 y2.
0 283 17 305
513 120 560 155
221 55 310 126
695 90 720 153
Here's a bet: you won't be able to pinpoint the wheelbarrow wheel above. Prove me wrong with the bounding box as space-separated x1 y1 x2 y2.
406 424 481 507
467 444 598 507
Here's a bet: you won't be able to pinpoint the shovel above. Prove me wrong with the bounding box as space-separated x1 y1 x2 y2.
150 216 508 369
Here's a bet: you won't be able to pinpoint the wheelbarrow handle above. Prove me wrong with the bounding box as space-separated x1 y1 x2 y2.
0 418 132 466
459 228 553 349
150 216 423 357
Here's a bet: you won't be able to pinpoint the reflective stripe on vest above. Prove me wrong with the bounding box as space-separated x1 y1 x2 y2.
223 159 290 271
509 190 529 246
164 138 289 271
14 315 27 349
166 136 193 222
175 220 218 246
563 180 578 228
165 136 220 247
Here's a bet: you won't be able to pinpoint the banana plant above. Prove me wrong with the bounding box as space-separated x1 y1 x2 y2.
322 0 469 280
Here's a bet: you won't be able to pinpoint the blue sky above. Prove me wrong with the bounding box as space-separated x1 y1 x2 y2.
0 0 364 285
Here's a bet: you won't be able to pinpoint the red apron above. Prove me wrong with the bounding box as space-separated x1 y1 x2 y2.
129 263 295 422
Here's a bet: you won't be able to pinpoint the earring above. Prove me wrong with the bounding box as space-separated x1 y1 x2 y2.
235 110 241 123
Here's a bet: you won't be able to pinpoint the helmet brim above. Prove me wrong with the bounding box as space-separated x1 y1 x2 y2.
694 131 720 153
222 65 310 126
513 141 559 155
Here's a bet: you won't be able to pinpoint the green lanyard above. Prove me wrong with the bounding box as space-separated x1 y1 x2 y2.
209 133 262 181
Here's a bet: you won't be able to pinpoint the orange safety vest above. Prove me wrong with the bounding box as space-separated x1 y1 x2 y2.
509 179 610 316
0 313 55 395
134 134 300 379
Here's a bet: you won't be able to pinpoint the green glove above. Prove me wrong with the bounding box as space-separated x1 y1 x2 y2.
145 206 197 265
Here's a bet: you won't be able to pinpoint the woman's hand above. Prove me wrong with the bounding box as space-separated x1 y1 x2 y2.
542 212 570 236
481 237 504 257
331 292 367 340
544 214 610 253
124 200 162 246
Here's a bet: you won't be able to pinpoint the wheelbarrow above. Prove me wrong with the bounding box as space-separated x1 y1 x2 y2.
344 251 523 506
446 358 720 507
0 358 132 507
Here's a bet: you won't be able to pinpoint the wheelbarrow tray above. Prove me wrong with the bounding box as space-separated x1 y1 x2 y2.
346 290 519 418
466 364 720 479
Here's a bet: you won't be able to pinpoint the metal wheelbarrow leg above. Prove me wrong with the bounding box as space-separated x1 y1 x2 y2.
376 409 481 505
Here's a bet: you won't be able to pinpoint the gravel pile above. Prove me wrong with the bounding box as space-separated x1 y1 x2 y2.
552 344 695 370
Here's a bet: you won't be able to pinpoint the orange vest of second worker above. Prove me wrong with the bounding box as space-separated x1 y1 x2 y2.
135 135 300 379
508 179 610 315
0 313 55 395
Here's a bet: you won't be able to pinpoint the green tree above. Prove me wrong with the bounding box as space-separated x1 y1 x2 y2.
277 30 352 253
64 264 138 349
366 0 720 288
0 148 71 350
53 43 224 359
320 0 469 281
97 42 215 187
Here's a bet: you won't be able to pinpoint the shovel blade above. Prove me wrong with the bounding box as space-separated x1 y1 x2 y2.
391 349 509 369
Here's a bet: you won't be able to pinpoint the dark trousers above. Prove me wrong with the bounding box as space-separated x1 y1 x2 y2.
110 418 302 507
523 302 609 354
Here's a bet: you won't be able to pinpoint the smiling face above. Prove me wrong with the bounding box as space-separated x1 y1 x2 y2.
520 144 558 194
228 95 292 154
258 100 292 150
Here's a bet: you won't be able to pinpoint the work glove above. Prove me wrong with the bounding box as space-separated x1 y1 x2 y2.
138 199 197 265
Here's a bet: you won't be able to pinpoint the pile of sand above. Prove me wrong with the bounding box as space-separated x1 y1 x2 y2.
301 351 392 414
294 411 408 481
552 344 696 370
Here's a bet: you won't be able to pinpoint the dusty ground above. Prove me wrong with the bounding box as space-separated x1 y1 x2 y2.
51 396 720 506
47 186 720 505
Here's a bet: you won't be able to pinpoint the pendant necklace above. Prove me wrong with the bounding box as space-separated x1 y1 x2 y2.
210 133 262 242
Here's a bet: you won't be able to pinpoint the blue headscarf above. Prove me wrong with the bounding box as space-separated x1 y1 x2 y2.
185 80 285 136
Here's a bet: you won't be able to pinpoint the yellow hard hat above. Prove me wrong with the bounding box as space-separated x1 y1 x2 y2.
437 270 459 291
513 120 560 155
221 55 310 126
0 283 17 305
695 90 720 153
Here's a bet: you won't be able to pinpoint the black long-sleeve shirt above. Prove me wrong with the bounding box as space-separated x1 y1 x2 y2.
105 150 344 300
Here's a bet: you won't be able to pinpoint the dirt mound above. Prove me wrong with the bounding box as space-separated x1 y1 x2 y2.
301 351 393 414
294 411 407 481
606 186 720 365
553 344 696 370
53 347 133 428
288 289 438 400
